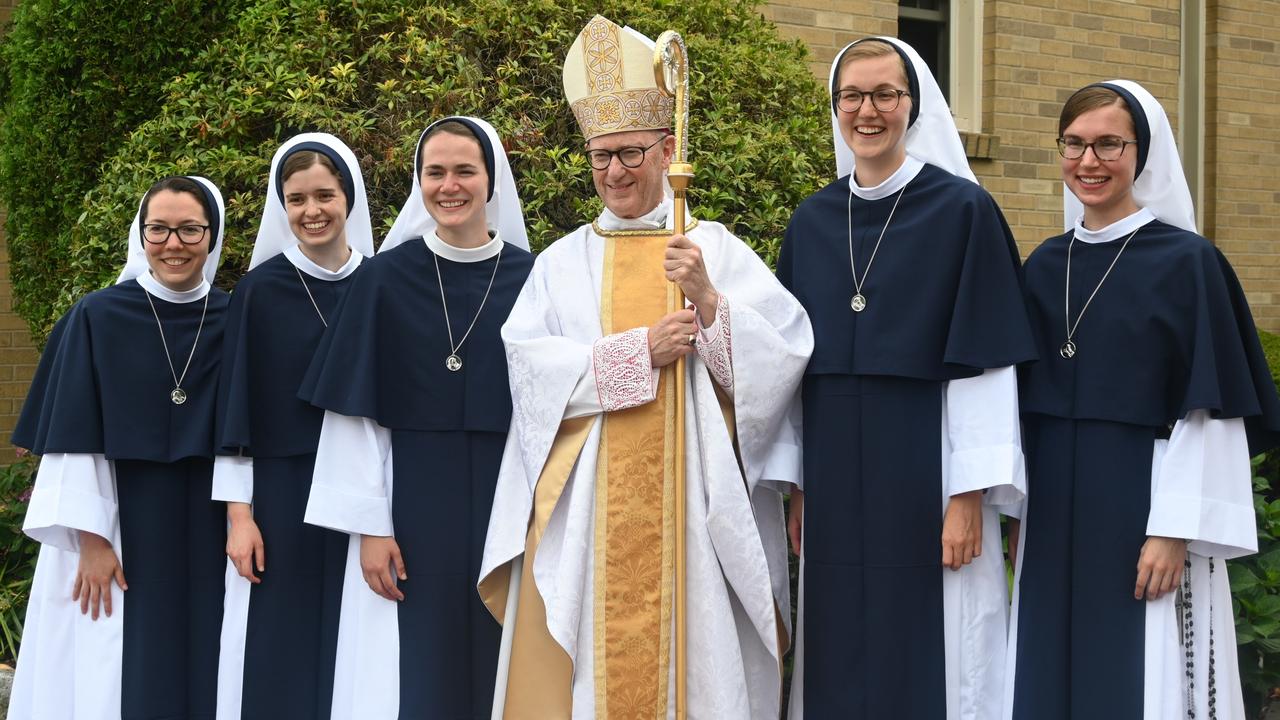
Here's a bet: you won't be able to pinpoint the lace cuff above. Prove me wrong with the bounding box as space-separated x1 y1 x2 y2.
593 327 659 412
694 294 733 391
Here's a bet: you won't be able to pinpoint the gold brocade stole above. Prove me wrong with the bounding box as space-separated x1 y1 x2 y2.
477 232 677 720
594 232 677 719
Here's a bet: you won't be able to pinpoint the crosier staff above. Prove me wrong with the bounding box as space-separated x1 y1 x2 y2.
654 29 692 720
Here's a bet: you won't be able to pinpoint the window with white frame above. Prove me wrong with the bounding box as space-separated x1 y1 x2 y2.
898 0 983 133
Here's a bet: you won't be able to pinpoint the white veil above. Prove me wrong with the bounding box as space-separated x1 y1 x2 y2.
116 175 226 284
380 116 528 253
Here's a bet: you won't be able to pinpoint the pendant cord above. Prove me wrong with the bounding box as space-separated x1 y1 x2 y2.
846 184 907 299
144 287 210 393
1064 227 1140 344
294 265 328 328
433 244 503 357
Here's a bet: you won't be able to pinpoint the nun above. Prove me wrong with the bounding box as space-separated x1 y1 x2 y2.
298 116 533 719
1006 80 1280 720
10 176 230 719
777 37 1036 718
213 133 373 719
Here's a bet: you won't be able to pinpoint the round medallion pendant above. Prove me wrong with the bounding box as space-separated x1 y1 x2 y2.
1059 340 1077 359
850 293 867 313
446 354 463 372
171 387 188 405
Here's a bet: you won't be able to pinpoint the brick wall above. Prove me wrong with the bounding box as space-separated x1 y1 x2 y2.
762 0 896 76
0 0 38 458
1206 0 1280 330
765 0 1280 333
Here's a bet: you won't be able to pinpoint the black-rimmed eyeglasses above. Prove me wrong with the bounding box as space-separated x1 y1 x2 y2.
585 136 665 171
1056 136 1138 162
835 88 910 114
142 223 210 245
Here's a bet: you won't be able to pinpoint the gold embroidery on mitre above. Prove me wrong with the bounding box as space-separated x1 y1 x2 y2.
564 15 674 141
583 15 623 94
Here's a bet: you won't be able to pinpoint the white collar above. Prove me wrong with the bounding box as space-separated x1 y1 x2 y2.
284 244 364 280
425 231 503 263
135 272 210 303
1072 207 1156 244
849 156 925 200
597 197 672 231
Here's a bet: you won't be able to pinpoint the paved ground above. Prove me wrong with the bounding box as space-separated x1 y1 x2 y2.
0 666 10 719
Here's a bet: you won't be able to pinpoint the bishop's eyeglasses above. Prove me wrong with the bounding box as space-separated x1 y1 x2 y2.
834 88 910 114
142 223 210 245
1056 136 1138 162
585 136 666 171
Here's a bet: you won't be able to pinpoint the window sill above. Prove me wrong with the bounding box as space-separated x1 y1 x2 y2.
960 131 1000 160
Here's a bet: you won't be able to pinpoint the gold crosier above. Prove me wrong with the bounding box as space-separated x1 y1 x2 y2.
654 30 692 720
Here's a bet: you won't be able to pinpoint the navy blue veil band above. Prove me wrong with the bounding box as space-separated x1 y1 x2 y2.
274 142 357 215
416 117 497 201
1088 83 1150 179
831 38 922 129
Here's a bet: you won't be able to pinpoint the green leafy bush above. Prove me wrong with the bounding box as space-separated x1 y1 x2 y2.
1262 330 1280 396
0 457 37 664
1232 455 1280 714
0 0 249 343
8 0 830 341
1232 330 1280 713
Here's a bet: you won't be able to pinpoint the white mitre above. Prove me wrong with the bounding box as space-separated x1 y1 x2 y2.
562 14 674 140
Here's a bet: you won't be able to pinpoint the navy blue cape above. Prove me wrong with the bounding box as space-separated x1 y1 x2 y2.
13 281 229 460
299 238 534 431
216 252 360 457
778 163 1037 380
1019 219 1280 456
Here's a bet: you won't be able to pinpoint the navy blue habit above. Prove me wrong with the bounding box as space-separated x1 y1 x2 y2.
299 236 533 719
777 163 1037 718
1012 219 1280 719
14 279 230 720
215 251 362 719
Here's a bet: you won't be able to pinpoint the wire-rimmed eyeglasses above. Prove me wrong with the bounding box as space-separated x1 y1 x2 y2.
1056 136 1138 162
835 88 910 114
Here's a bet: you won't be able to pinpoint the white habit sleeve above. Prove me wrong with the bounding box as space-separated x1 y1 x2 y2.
945 365 1025 507
1146 409 1255 559
305 411 394 537
211 454 254 504
23 452 117 552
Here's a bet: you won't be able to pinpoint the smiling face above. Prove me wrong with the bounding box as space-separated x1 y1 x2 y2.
419 130 490 246
143 189 210 292
1060 101 1140 229
835 53 912 180
282 159 349 253
587 129 673 219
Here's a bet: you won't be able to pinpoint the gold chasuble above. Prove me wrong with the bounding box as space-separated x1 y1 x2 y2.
490 231 680 719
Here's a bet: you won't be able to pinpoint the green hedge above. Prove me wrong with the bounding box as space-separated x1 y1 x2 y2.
1233 329 1280 713
0 457 36 664
2 0 831 342
0 0 249 344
